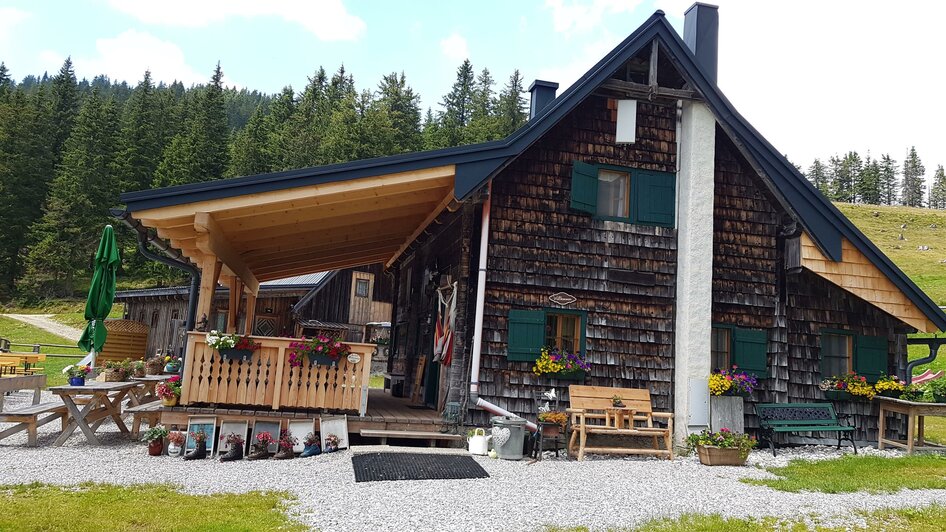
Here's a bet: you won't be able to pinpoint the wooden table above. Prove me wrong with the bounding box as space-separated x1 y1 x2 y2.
877 396 946 454
130 375 169 404
49 381 143 446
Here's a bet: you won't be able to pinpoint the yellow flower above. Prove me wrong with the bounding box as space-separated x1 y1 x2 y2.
164 356 171 362
708 373 732 396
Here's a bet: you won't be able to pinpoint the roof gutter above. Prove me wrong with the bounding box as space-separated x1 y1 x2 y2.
110 208 201 333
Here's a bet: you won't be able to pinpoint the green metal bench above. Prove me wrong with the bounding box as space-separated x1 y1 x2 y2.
755 402 857 456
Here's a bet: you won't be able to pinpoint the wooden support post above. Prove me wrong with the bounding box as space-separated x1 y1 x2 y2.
227 275 239 333
648 40 659 87
196 255 222 328
244 288 257 336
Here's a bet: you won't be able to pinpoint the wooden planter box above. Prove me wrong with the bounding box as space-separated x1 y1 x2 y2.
219 348 254 362
102 369 127 382
551 370 586 381
307 354 340 366
710 395 745 433
696 445 748 466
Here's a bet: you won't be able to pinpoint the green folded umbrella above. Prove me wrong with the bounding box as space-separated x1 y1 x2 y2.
78 225 120 358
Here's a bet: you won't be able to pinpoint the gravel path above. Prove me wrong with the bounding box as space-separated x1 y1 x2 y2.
1 314 84 341
1 390 944 531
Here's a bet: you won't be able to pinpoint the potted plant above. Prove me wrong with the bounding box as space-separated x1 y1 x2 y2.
206 331 262 362
247 431 274 460
323 433 340 453
155 375 182 406
183 429 208 460
274 429 298 460
141 424 170 456
874 375 905 398
820 372 876 401
163 354 182 373
709 366 759 433
145 356 164 375
686 427 758 466
287 335 351 366
301 432 322 458
611 395 625 407
65 364 92 386
531 345 591 381
929 378 946 403
167 431 186 457
219 432 245 462
537 411 567 437
103 359 131 382
901 383 926 402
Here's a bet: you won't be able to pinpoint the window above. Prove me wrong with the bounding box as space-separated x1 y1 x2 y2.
820 330 888 383
711 327 731 370
570 160 675 227
712 325 768 378
355 278 370 298
507 308 587 362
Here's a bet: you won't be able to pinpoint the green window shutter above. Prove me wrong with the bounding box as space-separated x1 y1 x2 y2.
633 170 675 227
732 327 768 378
570 161 598 214
507 309 546 362
854 335 888 383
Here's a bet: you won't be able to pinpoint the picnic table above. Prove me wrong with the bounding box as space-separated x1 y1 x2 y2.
49 381 142 446
130 375 168 404
877 396 946 455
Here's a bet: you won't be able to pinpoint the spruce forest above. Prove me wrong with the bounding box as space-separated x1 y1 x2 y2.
0 58 528 301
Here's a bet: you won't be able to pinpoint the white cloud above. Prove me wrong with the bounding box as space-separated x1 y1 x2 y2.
536 32 621 92
108 0 365 41
56 30 210 87
0 7 30 53
545 0 641 35
440 32 469 63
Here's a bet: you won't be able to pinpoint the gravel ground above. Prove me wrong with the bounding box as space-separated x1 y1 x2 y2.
1 390 945 531
2 314 84 341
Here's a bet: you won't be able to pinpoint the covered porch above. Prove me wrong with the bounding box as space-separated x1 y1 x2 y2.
121 164 460 419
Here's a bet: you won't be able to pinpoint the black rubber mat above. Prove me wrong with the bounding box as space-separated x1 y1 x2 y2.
352 452 490 482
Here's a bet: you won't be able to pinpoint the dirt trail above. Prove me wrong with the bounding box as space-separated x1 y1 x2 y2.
1 314 84 342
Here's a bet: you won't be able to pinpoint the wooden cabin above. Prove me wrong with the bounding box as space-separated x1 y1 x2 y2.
117 267 392 356
116 5 946 445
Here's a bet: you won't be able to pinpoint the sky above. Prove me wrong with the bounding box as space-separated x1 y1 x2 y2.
0 0 943 184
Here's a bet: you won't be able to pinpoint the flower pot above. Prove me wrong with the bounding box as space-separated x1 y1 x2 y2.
161 396 179 407
103 369 126 382
219 348 254 362
133 369 145 378
164 363 180 373
145 363 163 376
878 390 903 399
68 376 85 386
539 422 561 438
148 439 164 456
696 445 748 466
823 390 853 401
167 441 183 457
933 393 946 404
710 395 745 433
307 353 338 366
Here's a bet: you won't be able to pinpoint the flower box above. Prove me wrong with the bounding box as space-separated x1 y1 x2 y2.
823 390 854 401
710 395 744 433
307 353 339 366
219 348 254 362
696 445 748 466
550 370 586 381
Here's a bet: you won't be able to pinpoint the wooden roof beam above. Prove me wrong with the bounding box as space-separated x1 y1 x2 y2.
386 190 457 268
254 253 393 281
236 215 427 255
194 212 260 296
245 235 410 265
251 246 402 276
599 79 700 101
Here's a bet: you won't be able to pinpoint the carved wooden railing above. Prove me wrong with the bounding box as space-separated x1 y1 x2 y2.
180 332 374 415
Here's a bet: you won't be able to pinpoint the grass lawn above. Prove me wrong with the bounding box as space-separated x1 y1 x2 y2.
921 416 946 445
744 454 946 493
0 483 302 531
0 316 83 387
369 374 384 388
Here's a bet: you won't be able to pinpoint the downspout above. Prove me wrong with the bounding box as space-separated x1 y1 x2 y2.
467 182 538 432
905 337 945 385
110 208 201 333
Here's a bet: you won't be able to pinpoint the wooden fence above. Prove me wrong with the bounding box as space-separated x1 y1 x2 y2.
180 332 374 415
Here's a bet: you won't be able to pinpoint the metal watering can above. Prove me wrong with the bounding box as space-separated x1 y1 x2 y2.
467 428 490 455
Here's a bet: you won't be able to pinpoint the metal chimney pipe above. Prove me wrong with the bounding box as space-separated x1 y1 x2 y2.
683 3 719 84
528 80 559 119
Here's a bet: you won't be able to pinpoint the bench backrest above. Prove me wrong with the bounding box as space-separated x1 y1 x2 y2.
0 374 46 393
755 402 839 426
568 385 653 413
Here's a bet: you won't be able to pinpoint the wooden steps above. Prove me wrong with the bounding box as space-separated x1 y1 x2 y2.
360 428 463 446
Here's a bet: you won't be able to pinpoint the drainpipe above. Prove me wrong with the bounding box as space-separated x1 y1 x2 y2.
905 337 945 385
467 182 538 433
110 208 201 332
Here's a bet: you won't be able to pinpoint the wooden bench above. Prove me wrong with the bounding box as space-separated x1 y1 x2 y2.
359 429 464 446
0 374 46 411
567 385 673 460
125 401 163 439
756 402 856 456
0 402 68 446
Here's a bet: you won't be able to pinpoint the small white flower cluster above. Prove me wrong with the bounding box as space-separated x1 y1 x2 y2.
205 330 238 349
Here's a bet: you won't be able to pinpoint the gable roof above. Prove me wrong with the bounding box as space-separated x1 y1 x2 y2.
118 11 946 331
116 271 334 301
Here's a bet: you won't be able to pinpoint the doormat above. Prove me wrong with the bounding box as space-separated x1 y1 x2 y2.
352 452 489 482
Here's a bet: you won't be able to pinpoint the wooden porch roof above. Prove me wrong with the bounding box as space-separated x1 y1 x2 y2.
130 165 456 292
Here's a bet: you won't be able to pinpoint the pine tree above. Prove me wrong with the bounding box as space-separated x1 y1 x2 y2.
835 151 861 203
806 158 830 195
0 62 12 99
118 71 163 192
879 154 899 206
439 59 475 146
422 107 445 150
264 86 296 171
496 69 527 136
25 89 120 295
901 146 926 207
826 155 843 202
929 165 946 210
376 72 422 153
286 67 329 169
857 155 881 205
464 68 498 143
227 104 270 176
50 58 80 158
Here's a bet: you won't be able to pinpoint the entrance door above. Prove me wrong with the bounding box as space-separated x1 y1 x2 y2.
424 359 440 408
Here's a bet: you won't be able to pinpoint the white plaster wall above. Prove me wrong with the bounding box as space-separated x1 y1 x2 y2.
673 101 716 444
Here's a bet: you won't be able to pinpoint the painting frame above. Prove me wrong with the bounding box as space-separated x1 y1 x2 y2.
251 420 281 453
185 416 217 456
287 419 316 453
216 420 250 456
319 414 349 450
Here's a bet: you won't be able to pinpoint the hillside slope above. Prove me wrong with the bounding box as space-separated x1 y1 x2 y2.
836 203 946 306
